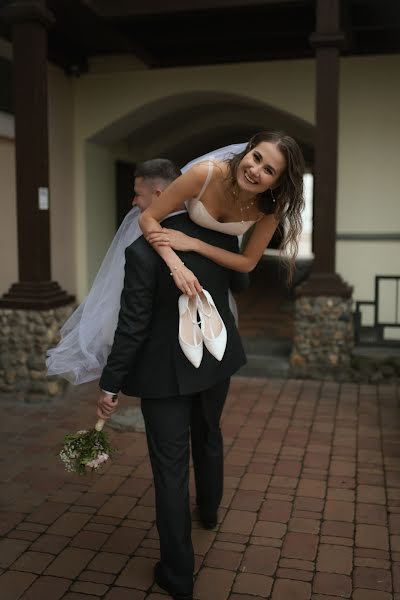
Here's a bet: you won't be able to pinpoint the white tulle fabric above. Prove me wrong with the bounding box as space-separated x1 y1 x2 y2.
46 142 247 384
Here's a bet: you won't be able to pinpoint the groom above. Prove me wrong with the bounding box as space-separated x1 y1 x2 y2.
97 158 247 600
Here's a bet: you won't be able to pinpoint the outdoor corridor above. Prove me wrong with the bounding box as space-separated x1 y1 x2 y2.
0 376 399 599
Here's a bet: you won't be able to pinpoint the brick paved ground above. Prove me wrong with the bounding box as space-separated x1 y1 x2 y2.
0 376 399 599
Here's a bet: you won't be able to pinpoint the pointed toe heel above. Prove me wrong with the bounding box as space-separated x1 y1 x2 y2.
178 294 203 368
197 289 227 361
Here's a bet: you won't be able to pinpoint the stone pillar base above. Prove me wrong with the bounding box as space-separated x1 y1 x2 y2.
0 303 75 402
290 295 354 380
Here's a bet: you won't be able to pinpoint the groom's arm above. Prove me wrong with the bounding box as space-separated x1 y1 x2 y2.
99 243 157 395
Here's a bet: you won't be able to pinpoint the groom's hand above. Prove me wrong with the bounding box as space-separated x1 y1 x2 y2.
97 392 119 420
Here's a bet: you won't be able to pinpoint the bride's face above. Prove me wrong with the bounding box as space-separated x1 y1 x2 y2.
237 141 286 194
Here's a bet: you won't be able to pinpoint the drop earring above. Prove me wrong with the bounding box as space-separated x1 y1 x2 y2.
269 188 276 203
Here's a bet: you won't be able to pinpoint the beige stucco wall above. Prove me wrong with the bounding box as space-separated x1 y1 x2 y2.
0 135 18 296
48 64 76 294
337 54 400 301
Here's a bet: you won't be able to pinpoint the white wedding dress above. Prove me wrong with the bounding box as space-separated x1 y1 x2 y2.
46 143 252 385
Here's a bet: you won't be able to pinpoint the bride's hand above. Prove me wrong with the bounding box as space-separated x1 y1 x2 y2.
146 228 196 252
169 263 202 296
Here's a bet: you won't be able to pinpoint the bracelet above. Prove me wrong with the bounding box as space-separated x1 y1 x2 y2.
169 262 184 276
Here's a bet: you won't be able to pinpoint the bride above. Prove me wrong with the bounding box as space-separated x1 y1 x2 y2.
46 130 305 385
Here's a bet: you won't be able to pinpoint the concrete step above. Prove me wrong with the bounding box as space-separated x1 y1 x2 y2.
238 353 290 379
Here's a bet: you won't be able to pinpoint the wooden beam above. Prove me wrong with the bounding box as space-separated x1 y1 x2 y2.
82 0 305 17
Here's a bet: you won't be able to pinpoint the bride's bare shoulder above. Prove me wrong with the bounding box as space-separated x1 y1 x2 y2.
184 159 225 183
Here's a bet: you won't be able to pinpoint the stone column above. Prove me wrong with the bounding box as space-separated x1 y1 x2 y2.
0 1 75 401
290 0 354 380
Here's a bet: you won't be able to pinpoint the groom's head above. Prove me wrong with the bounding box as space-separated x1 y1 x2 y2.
133 158 182 212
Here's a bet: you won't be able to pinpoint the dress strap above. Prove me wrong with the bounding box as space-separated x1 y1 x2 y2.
194 161 214 201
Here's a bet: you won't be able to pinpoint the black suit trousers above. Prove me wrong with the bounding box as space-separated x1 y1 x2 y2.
141 377 230 593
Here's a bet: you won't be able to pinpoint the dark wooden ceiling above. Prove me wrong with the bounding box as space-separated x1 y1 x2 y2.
1 0 400 74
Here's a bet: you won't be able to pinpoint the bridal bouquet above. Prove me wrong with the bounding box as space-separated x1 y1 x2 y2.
59 419 114 475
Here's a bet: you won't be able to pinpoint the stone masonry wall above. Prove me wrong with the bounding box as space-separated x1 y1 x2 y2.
290 296 354 380
0 304 74 402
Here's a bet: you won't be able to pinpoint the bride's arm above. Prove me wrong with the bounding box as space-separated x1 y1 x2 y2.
139 163 209 295
149 214 279 273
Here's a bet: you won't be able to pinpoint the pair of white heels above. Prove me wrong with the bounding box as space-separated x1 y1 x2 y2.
178 289 227 368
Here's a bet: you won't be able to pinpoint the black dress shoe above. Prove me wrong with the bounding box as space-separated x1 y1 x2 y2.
200 515 217 530
154 561 193 600
198 509 218 530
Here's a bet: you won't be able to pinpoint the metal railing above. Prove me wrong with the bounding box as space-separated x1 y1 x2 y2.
354 275 400 346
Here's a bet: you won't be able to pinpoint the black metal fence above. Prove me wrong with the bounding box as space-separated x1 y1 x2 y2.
354 275 400 346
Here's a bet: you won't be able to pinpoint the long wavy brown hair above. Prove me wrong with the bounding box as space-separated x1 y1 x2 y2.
226 130 306 285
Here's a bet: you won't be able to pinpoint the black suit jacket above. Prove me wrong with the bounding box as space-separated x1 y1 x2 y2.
99 213 248 398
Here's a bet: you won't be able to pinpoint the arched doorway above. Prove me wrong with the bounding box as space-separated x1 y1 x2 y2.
87 91 315 375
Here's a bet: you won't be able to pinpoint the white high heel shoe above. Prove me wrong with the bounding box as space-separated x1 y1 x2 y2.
178 294 203 368
197 289 227 362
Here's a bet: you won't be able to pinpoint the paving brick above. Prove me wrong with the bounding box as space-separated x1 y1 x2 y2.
71 581 109 595
45 547 95 578
89 475 126 495
230 490 264 512
324 500 354 522
313 572 352 597
75 492 110 508
220 510 256 535
47 511 91 537
253 521 286 539
356 502 387 524
10 550 54 574
297 479 326 499
98 495 138 518
271 578 312 599
102 526 146 554
239 473 270 491
30 533 70 554
0 538 31 569
204 548 242 570
21 575 70 599
352 591 392 600
233 572 273 596
356 523 389 550
294 497 324 513
320 520 354 538
104 589 145 599
279 558 314 571
71 530 108 550
79 570 115 584
25 502 69 525
88 551 128 574
357 485 386 505
241 545 280 576
353 566 392 591
288 518 320 534
194 566 235 599
320 534 353 546
316 544 352 574
259 500 292 523
276 568 313 582
192 529 216 555
282 532 318 561
0 512 25 536
115 556 157 590
0 570 37 599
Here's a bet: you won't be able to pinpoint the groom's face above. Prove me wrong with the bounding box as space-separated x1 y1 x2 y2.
132 177 157 212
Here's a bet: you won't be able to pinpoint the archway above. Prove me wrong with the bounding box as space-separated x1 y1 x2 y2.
87 91 315 374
